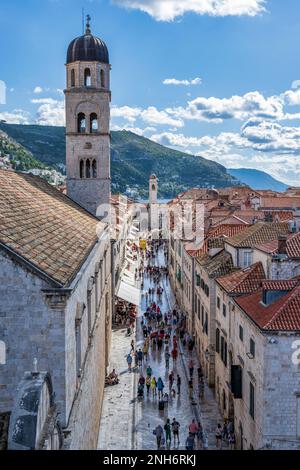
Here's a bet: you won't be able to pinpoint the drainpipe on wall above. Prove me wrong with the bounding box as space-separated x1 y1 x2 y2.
110 239 116 323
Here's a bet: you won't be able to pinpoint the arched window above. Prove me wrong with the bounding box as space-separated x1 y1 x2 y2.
77 113 86 133
71 69 75 87
86 159 91 178
90 113 98 133
84 68 92 87
100 69 105 88
92 159 97 178
80 159 84 178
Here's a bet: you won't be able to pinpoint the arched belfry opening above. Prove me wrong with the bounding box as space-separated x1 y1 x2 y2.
90 113 98 133
77 113 86 133
84 68 92 87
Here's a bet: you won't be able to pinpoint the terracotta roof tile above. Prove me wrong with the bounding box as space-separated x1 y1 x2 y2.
196 250 233 278
217 262 265 295
0 169 104 286
226 222 289 248
235 285 300 331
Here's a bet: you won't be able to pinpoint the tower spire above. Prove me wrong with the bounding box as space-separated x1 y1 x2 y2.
85 14 91 35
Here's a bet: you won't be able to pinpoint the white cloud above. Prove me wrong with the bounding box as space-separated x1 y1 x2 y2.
111 105 184 127
33 86 43 94
33 99 65 126
291 80 300 90
113 0 266 21
0 109 30 125
163 77 202 86
167 91 284 123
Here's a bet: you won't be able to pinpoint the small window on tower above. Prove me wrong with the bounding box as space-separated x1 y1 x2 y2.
86 159 91 178
92 160 97 178
78 113 86 133
71 69 75 87
90 113 98 133
80 159 84 178
100 69 105 88
84 68 92 87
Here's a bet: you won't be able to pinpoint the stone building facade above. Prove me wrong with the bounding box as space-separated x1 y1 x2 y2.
0 169 112 449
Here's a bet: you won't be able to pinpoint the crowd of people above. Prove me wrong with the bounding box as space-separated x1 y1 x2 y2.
120 236 236 450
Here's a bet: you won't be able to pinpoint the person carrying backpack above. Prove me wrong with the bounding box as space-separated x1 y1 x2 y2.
145 375 151 395
157 377 164 399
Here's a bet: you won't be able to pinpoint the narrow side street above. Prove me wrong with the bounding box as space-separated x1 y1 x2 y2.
98 241 226 451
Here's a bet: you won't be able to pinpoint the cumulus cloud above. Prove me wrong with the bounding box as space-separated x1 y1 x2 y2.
32 98 65 126
111 105 184 127
167 91 284 123
0 109 30 125
163 77 202 86
113 0 266 21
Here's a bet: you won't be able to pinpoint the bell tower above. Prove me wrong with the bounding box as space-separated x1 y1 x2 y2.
149 174 158 204
65 15 111 216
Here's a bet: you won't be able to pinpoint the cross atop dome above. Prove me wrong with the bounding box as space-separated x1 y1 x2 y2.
85 14 91 35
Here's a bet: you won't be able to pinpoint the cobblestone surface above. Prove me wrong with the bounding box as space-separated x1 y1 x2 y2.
98 244 226 450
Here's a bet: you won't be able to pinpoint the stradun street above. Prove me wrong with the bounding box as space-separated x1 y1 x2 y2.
98 236 226 451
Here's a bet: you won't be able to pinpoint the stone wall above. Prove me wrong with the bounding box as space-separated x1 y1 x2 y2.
0 252 66 417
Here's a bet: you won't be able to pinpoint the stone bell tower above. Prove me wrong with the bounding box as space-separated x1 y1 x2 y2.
149 174 158 204
65 15 111 216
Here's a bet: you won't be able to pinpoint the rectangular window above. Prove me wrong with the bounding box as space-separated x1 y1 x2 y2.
243 251 252 268
250 338 255 358
222 303 227 317
196 274 201 286
239 325 244 342
75 320 82 379
221 336 224 361
249 382 255 419
204 313 208 335
216 329 220 354
217 296 220 309
201 306 204 326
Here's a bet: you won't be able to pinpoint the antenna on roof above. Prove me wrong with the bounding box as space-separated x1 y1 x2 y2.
82 7 85 35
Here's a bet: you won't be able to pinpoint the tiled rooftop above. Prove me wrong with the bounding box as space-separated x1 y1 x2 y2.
0 169 104 286
235 285 300 331
225 222 289 248
196 250 234 278
217 262 265 295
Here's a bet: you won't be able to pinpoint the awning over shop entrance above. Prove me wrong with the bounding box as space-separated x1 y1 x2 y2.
116 280 140 306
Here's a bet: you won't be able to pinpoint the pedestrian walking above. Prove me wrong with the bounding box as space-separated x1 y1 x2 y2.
188 359 194 379
157 377 164 399
199 377 204 399
171 348 178 365
151 377 157 398
229 432 236 450
154 424 164 450
169 371 174 390
215 423 223 450
131 340 135 352
188 419 199 438
188 380 193 400
137 348 143 367
171 418 180 448
146 375 151 395
146 365 152 377
196 422 204 448
176 374 181 394
185 433 195 451
164 419 172 447
126 353 132 372
165 350 170 369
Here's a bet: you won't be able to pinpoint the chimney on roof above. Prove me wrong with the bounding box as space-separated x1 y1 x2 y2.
278 235 287 255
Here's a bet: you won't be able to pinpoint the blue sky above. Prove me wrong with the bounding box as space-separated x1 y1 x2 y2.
1 0 300 184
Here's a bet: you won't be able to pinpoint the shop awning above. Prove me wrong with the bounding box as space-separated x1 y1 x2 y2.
116 281 140 306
